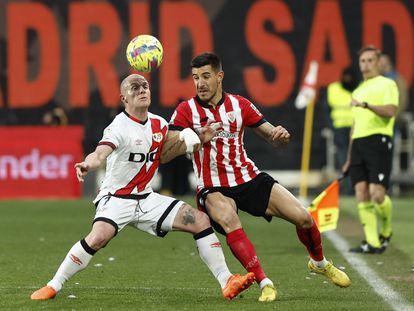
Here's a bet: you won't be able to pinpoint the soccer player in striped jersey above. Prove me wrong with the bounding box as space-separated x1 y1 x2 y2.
165 52 351 302
30 74 255 301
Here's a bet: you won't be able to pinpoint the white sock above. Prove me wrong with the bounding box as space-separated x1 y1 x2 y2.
47 240 94 292
310 256 329 269
195 230 232 289
259 278 274 289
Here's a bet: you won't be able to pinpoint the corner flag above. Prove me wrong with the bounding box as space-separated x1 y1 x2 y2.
295 61 319 109
307 179 340 232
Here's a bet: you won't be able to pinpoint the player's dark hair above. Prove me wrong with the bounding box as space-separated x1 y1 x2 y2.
191 52 223 72
357 45 381 59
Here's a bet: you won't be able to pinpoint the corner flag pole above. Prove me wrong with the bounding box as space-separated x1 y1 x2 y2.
299 98 316 198
295 61 319 199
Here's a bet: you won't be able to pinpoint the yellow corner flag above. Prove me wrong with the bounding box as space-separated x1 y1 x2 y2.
307 180 340 232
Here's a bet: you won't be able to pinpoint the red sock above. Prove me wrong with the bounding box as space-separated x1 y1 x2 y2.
296 221 324 261
226 228 266 282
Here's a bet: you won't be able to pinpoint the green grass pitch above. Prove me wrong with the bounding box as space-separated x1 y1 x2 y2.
0 196 413 310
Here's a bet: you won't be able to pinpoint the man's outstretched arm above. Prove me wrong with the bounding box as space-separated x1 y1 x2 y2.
75 144 113 182
252 122 290 147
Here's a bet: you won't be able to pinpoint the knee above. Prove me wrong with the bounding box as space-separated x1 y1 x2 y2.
85 231 113 251
193 209 211 230
204 197 240 232
215 209 239 228
354 183 369 202
206 199 235 223
85 236 105 251
355 188 368 201
370 192 385 205
368 185 386 204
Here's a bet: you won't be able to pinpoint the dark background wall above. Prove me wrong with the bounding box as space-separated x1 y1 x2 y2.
0 0 413 170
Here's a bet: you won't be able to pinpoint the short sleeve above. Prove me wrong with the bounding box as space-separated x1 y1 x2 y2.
383 80 399 107
98 125 123 150
237 95 265 127
169 101 192 130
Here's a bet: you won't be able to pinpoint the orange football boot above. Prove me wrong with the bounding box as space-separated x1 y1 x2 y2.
222 272 255 300
30 286 57 300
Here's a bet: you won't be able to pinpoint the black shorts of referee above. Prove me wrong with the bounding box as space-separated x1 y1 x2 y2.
349 134 393 189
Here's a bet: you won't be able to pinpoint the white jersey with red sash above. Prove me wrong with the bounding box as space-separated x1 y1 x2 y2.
94 111 167 203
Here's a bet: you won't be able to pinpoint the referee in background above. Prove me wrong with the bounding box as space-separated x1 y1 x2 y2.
343 45 399 254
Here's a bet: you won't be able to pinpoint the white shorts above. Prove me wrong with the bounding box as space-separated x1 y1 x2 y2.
93 192 184 237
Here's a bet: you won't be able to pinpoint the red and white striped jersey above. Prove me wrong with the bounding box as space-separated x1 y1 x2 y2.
169 93 265 191
94 111 168 202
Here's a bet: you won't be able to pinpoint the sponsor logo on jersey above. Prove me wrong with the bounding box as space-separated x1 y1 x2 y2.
216 131 237 139
152 132 163 143
129 151 157 163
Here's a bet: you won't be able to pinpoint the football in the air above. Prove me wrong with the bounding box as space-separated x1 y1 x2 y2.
126 35 163 73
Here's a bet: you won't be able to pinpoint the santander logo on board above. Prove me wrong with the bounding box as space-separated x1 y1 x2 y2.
0 148 74 180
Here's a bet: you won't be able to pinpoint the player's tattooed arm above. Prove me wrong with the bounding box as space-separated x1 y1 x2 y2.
161 128 203 163
160 130 187 163
253 122 290 147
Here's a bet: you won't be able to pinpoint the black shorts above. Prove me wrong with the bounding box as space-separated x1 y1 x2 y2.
349 134 393 189
197 172 276 235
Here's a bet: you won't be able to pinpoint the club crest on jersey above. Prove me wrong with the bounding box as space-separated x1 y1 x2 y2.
152 132 163 143
226 111 235 122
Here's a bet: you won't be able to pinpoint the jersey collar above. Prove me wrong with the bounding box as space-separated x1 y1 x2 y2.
195 92 226 109
123 111 148 125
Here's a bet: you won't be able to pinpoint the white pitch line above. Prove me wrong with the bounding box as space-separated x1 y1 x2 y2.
0 286 216 291
325 230 414 311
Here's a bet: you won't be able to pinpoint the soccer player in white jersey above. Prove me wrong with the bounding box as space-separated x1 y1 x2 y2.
166 53 351 302
31 74 255 301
